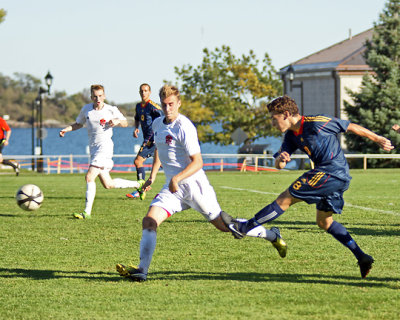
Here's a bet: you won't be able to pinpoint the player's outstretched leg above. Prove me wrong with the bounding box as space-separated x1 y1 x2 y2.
220 211 287 258
2 159 19 175
326 220 374 278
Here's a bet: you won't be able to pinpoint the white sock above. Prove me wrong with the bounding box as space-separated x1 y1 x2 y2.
245 225 268 238
138 229 157 274
84 181 96 215
236 218 275 240
112 178 140 189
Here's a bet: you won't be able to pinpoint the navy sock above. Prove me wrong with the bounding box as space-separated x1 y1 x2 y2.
243 201 285 232
327 221 365 260
137 167 146 180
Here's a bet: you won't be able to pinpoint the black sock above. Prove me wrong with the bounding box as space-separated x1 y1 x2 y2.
2 159 17 169
137 167 146 180
327 221 365 260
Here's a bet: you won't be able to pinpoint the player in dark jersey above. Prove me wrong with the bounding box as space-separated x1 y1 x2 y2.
0 116 20 176
126 83 163 199
221 96 394 279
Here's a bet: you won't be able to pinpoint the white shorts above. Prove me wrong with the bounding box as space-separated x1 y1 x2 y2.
90 144 114 170
150 175 221 221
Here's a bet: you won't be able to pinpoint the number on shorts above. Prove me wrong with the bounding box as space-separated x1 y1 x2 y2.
292 180 302 190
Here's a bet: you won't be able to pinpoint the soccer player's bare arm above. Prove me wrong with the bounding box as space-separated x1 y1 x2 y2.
59 123 83 137
108 118 128 128
3 129 11 146
133 120 140 138
169 153 203 193
347 123 394 151
143 149 161 191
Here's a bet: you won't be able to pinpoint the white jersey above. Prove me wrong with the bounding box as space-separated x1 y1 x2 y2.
151 113 221 221
76 103 126 146
76 103 126 168
152 114 204 183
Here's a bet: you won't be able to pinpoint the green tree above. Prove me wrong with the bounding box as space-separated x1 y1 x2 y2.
0 9 6 24
174 46 282 145
345 0 400 166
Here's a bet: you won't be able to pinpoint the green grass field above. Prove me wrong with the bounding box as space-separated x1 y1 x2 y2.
0 169 399 319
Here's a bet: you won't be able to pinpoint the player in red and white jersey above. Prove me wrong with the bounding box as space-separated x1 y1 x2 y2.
59 84 144 219
116 85 286 282
0 116 20 175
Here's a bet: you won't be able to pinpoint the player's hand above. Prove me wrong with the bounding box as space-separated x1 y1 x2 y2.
278 151 291 163
275 151 291 169
377 136 394 151
142 178 153 192
59 129 67 137
108 119 120 127
392 124 400 133
133 128 139 138
168 177 179 193
2 140 9 146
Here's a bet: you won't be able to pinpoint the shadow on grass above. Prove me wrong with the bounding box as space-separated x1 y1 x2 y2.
0 267 399 289
149 271 400 289
0 212 70 218
43 196 84 200
0 268 119 282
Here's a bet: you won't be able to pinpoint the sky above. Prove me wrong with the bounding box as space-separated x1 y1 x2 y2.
0 0 388 104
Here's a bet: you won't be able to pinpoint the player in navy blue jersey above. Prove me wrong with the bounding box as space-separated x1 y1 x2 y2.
126 83 163 199
221 95 394 278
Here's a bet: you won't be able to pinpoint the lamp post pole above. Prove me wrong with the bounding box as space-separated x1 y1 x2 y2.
32 72 53 172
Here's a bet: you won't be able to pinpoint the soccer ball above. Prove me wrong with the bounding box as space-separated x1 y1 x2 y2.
16 184 44 211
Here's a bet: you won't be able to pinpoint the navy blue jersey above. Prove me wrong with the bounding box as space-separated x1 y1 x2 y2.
135 100 163 142
275 115 351 181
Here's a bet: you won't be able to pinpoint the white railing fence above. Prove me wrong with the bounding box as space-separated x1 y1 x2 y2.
2 153 400 174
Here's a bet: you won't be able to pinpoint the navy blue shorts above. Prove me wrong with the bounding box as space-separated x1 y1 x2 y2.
137 140 156 159
288 169 350 214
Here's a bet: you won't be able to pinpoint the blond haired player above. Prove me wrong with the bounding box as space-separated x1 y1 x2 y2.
116 85 286 281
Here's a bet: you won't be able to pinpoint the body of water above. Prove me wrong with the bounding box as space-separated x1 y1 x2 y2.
2 127 284 171
3 127 282 156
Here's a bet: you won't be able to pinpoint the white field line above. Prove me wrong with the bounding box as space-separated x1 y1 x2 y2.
220 186 400 216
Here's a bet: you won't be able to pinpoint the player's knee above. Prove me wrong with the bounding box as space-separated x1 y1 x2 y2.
316 219 329 230
142 216 157 230
134 158 143 167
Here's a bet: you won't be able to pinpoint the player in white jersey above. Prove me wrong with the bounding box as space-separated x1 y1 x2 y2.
116 85 287 282
59 84 144 219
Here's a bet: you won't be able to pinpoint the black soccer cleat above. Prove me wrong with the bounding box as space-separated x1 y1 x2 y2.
220 211 245 239
358 254 374 279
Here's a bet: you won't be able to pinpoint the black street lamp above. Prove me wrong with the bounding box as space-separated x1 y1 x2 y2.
32 71 53 172
45 71 53 93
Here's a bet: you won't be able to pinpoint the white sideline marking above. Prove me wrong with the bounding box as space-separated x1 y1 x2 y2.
220 186 400 216
344 203 400 216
